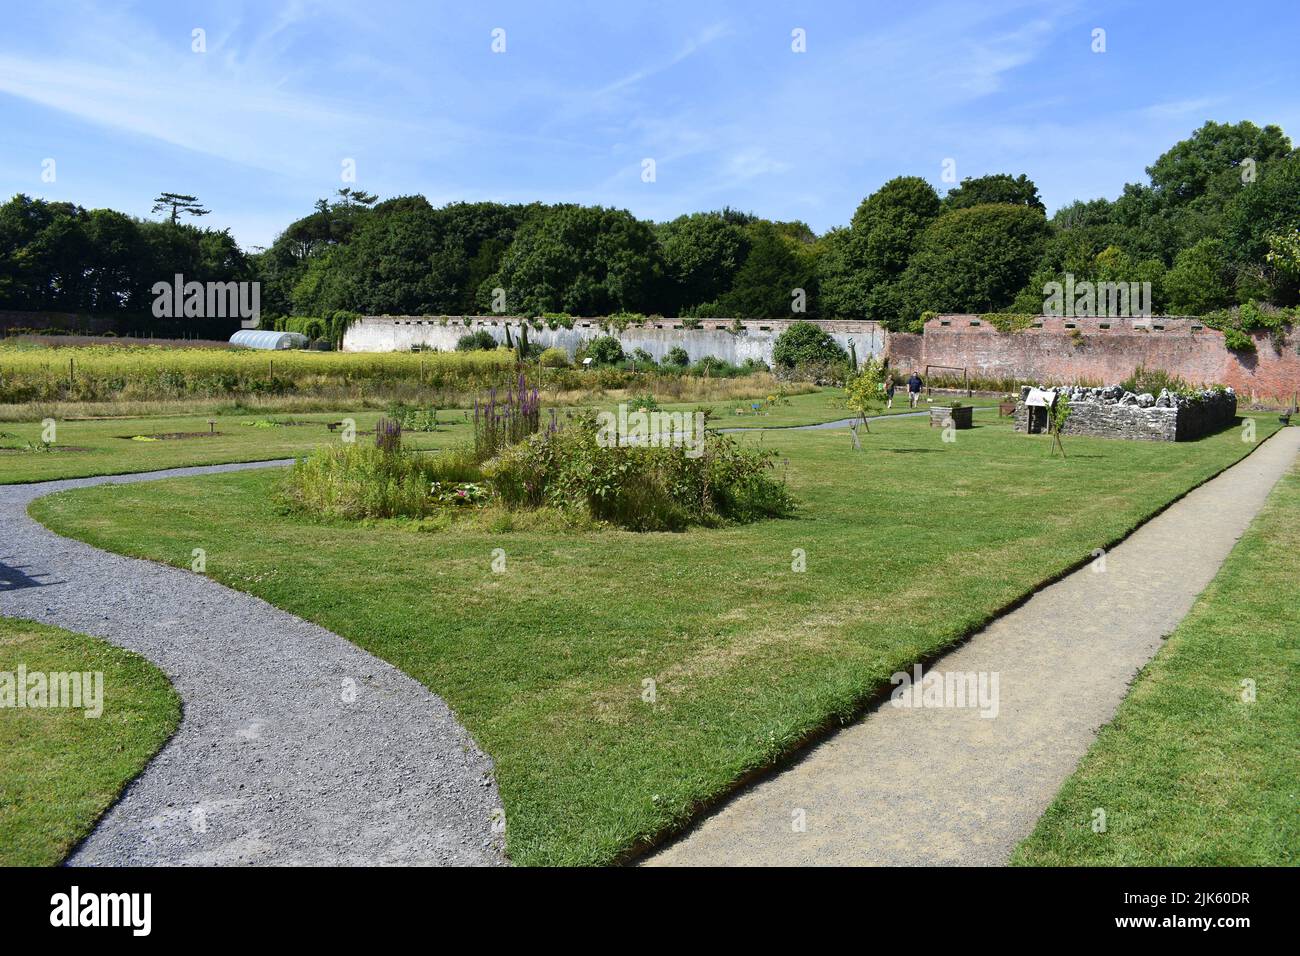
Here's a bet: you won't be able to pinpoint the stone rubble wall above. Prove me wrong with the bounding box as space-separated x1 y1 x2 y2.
1013 384 1238 442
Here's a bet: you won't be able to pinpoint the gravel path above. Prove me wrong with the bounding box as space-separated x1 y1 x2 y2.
0 460 506 866
646 427 1300 866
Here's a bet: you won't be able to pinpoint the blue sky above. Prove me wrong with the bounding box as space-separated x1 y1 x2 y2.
2 0 1297 249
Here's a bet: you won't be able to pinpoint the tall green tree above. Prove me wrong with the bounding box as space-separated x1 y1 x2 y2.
942 173 1045 212
818 176 941 321
658 212 751 313
706 221 814 319
1164 238 1235 314
1114 121 1292 263
1221 152 1300 304
488 205 664 315
894 204 1052 327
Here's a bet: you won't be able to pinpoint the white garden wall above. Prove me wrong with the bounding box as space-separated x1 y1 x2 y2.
342 316 886 368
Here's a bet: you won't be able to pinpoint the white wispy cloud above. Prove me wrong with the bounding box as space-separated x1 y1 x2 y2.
592 20 732 99
0 3 470 182
1140 97 1224 118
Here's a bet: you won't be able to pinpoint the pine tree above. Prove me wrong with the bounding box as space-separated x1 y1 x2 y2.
151 192 210 224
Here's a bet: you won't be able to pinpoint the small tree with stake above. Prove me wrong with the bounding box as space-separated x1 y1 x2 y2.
1048 393 1071 458
844 356 886 449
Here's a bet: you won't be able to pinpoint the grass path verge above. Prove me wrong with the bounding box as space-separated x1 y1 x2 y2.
1013 458 1300 866
0 617 180 866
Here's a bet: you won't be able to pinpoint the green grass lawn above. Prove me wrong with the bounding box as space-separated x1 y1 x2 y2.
0 617 180 866
1012 459 1300 866
0 394 1005 484
0 410 471 484
28 415 1280 865
597 388 1003 430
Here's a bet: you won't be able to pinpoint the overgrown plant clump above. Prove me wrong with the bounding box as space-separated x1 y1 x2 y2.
473 373 541 460
278 426 443 520
982 313 1038 333
1122 365 1191 396
483 414 794 531
1203 300 1297 354
386 402 440 431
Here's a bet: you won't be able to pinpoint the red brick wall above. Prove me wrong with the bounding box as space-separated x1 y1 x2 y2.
903 315 1300 405
885 332 923 373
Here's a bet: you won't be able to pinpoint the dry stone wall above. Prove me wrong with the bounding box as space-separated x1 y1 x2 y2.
1013 384 1238 442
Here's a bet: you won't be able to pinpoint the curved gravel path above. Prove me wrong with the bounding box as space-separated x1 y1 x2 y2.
647 427 1300 866
0 460 506 866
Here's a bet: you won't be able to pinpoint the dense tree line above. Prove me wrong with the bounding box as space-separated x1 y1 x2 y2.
2 121 1297 338
0 195 251 335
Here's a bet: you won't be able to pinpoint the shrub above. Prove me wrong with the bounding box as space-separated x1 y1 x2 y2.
631 347 656 366
281 316 326 341
691 355 728 376
1223 328 1256 352
772 321 847 370
456 329 499 351
1122 365 1189 396
1204 301 1296 355
482 414 793 531
387 402 440 431
581 335 625 365
539 346 570 368
664 346 690 367
983 313 1037 333
605 312 645 332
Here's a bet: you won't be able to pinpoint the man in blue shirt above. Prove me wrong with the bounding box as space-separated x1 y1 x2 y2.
908 372 924 408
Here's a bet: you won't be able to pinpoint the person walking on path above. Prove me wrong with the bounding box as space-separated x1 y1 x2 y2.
884 373 896 409
908 372 923 408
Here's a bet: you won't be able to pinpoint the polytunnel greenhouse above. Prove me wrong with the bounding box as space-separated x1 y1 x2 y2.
229 330 310 350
